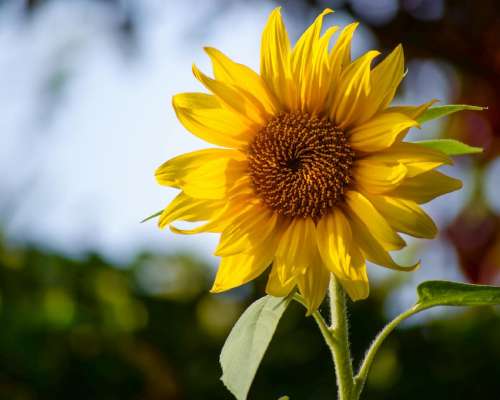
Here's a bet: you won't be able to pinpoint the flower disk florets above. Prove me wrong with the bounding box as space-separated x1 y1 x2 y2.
248 112 355 220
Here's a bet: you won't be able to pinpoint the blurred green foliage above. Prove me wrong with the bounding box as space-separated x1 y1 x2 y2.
0 238 498 399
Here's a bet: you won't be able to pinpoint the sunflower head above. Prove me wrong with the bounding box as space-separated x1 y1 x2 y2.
248 111 355 220
155 8 462 312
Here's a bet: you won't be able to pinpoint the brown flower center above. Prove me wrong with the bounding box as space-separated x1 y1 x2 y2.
247 112 355 220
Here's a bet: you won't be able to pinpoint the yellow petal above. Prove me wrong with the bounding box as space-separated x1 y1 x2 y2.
359 44 405 122
275 218 317 284
338 261 369 301
353 159 407 194
170 188 257 235
345 191 405 251
348 212 420 272
183 161 248 200
172 93 252 148
290 8 333 111
307 26 339 113
328 22 359 89
158 192 222 229
362 142 452 177
386 99 438 120
265 263 296 297
316 209 369 301
387 170 463 204
349 112 419 152
214 206 279 256
204 47 278 115
331 50 380 129
317 209 360 272
210 245 275 293
192 64 267 126
155 148 247 199
296 255 330 313
260 8 297 110
156 148 242 187
366 194 437 238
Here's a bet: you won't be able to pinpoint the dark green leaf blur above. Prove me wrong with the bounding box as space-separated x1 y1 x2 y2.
0 242 499 399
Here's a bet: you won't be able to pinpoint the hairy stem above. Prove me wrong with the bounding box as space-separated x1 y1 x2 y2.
328 276 355 400
352 304 424 398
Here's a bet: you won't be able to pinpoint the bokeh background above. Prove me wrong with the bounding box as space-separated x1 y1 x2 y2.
1 0 499 399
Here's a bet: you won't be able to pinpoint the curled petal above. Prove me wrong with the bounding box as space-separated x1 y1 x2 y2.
170 181 258 235
192 64 267 126
158 192 222 229
155 149 247 199
205 47 279 115
366 194 437 239
172 93 252 148
345 191 406 251
348 211 420 272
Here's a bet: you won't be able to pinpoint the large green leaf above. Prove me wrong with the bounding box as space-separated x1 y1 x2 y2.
417 104 485 124
413 139 482 156
417 280 500 309
220 295 291 400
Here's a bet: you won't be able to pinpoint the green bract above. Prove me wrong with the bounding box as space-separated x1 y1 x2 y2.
416 104 485 124
414 139 482 156
140 210 163 223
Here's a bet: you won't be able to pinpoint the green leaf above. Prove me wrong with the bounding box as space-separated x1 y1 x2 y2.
413 139 483 156
140 210 163 223
416 280 500 309
417 104 485 124
220 295 291 400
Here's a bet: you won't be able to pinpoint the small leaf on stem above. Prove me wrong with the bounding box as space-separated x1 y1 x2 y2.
417 280 500 308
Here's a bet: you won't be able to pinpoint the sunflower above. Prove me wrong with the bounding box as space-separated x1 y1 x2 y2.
155 8 462 312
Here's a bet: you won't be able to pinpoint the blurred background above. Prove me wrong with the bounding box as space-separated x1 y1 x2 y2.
0 0 499 399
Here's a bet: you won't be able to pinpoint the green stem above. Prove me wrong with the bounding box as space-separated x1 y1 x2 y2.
328 276 355 400
292 293 333 347
292 280 355 399
352 304 424 398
